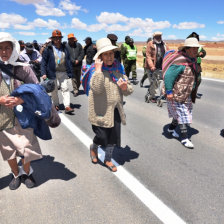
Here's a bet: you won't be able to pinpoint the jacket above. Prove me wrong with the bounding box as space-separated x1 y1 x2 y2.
88 67 133 128
66 42 84 67
84 43 97 65
145 40 168 70
41 43 73 79
11 84 52 140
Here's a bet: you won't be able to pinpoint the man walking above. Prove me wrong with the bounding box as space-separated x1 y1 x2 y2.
41 29 74 114
145 32 168 102
66 33 84 97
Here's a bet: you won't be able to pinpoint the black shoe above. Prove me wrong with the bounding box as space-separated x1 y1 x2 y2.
22 174 36 188
9 175 21 190
132 79 139 85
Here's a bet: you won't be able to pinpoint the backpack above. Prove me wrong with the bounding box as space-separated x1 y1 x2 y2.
162 50 196 80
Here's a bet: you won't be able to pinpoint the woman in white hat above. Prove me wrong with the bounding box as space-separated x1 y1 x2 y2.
0 32 42 190
88 37 133 172
164 37 202 149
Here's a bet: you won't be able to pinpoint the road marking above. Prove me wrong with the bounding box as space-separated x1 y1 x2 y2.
60 114 186 224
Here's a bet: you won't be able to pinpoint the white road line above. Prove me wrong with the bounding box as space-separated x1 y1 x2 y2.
60 114 186 224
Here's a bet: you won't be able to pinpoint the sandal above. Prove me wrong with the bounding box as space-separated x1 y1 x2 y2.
104 160 117 172
90 144 98 164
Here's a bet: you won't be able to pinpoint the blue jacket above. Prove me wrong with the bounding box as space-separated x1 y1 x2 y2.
11 84 52 140
41 43 73 79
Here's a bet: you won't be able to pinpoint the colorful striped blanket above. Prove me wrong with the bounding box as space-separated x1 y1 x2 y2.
81 59 125 96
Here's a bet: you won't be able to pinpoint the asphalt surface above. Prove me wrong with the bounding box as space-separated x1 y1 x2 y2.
1 69 224 224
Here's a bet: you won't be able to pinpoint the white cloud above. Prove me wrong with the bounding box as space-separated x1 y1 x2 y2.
59 0 86 15
212 33 224 41
18 31 36 36
14 24 33 30
105 24 130 32
199 35 206 40
173 22 205 29
217 21 224 24
10 0 46 4
96 12 129 24
88 23 107 32
0 13 27 29
167 35 177 40
33 18 60 29
71 18 87 29
34 2 65 16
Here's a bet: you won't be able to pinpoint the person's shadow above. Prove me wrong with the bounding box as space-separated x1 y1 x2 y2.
162 124 199 140
110 145 139 165
0 155 76 190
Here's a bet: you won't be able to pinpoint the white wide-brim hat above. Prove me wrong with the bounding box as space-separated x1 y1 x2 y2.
93 37 118 60
178 37 203 50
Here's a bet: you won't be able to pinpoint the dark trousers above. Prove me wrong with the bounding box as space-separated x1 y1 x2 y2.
92 108 121 147
72 66 81 93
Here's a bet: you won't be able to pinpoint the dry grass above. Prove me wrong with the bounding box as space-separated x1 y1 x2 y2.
134 42 224 79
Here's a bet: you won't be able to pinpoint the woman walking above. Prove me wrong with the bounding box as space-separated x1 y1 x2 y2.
88 38 133 172
164 37 202 149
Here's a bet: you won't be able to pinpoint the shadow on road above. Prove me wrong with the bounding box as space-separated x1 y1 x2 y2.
0 155 76 190
112 145 139 165
32 155 76 187
162 124 199 140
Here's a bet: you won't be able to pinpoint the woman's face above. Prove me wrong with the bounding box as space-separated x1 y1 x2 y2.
185 47 199 58
0 41 13 62
101 50 114 66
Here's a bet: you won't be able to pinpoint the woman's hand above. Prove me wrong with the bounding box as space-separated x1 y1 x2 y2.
0 96 24 108
95 58 103 73
117 78 128 91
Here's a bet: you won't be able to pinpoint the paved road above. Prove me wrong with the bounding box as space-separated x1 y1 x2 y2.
1 69 224 224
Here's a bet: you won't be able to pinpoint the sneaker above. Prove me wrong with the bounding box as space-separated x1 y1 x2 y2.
167 128 179 138
65 107 74 114
181 139 194 149
22 174 36 188
9 175 21 190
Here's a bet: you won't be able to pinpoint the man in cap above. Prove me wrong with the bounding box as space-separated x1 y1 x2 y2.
41 29 74 114
66 33 84 97
83 37 97 65
122 37 139 85
33 40 40 52
140 37 152 87
187 32 206 99
120 35 131 64
40 38 51 55
107 33 121 63
145 31 169 103
19 42 42 81
18 40 25 52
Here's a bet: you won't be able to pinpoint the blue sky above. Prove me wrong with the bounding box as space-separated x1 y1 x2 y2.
1 0 224 44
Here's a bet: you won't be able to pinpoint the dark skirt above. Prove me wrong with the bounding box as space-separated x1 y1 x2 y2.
92 108 121 147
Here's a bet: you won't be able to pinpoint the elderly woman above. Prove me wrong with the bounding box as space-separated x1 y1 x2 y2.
164 37 202 149
88 37 133 172
0 32 42 190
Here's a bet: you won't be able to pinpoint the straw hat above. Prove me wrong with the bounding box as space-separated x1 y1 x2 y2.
178 37 203 50
93 38 118 60
153 31 162 37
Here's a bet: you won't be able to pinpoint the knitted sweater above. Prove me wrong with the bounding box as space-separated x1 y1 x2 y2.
88 70 133 128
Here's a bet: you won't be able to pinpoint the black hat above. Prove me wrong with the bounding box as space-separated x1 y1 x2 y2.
107 34 118 41
147 37 152 43
25 42 34 51
129 38 134 43
187 32 199 41
84 37 92 41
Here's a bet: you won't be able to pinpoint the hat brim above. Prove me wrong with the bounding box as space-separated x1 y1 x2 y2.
50 36 63 39
26 47 34 51
93 45 118 60
178 44 203 51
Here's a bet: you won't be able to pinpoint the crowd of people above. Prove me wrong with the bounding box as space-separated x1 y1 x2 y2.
0 28 212 190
